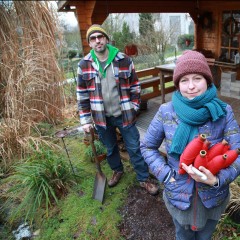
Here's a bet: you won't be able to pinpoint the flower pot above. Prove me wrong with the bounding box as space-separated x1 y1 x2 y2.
124 44 138 57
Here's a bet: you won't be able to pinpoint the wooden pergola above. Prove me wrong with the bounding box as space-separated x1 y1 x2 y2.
57 0 207 54
58 0 240 79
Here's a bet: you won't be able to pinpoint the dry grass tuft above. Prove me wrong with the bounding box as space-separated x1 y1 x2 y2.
0 1 65 171
226 181 240 216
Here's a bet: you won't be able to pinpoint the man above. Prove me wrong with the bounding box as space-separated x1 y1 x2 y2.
77 24 158 195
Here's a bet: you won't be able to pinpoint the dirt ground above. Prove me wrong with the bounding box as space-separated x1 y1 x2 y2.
119 179 175 240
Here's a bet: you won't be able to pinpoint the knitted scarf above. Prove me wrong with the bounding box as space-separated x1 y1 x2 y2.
169 84 227 158
90 44 119 78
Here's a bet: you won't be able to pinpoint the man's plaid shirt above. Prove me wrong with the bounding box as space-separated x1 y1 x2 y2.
77 51 141 128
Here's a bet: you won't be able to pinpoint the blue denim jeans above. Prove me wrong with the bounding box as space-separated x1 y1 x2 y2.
95 116 149 182
173 218 218 240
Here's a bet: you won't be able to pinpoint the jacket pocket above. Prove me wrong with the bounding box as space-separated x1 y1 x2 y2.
164 175 193 210
82 73 96 91
198 183 229 209
119 71 131 89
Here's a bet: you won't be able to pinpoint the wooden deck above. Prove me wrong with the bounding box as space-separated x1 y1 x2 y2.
136 93 172 140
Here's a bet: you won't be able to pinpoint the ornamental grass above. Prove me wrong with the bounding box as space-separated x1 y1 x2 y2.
0 1 65 171
1 147 79 224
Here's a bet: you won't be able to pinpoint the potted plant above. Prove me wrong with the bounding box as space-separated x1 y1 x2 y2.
84 140 107 162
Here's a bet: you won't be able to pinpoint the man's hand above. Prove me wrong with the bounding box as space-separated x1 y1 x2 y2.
181 163 218 186
82 124 93 133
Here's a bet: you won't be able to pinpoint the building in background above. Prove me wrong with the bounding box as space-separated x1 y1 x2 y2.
120 13 194 45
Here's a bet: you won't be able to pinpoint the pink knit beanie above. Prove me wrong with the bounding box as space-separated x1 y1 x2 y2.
173 50 213 88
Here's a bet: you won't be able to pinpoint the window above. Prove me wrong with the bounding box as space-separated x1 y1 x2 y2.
220 11 240 63
219 11 240 63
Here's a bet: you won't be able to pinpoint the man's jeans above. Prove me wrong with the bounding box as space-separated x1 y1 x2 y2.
173 218 218 240
95 116 149 182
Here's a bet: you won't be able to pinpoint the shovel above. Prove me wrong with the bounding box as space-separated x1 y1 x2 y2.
89 128 107 203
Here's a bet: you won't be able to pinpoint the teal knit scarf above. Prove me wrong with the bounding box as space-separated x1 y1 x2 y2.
169 84 227 158
90 44 119 78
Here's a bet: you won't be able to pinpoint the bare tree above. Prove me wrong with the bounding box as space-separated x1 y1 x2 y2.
138 13 156 54
153 14 180 63
103 14 125 41
64 25 83 56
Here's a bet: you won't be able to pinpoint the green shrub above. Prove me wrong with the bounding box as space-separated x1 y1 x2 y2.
84 140 107 161
68 50 77 59
1 147 79 223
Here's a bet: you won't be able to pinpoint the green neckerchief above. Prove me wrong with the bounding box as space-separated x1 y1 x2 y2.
90 44 119 78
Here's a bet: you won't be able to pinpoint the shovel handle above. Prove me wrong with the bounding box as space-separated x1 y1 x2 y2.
90 126 95 142
89 128 103 174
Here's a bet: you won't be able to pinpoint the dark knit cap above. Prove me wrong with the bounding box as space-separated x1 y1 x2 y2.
86 24 109 43
173 50 213 88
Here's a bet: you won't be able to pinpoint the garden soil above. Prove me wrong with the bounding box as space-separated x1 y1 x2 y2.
119 180 175 240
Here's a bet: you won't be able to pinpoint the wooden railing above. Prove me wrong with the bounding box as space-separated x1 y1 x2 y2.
136 67 175 101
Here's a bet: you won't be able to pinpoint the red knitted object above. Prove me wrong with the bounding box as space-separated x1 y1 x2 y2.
223 144 231 153
207 154 227 175
179 134 206 174
207 139 229 161
178 168 186 174
223 148 240 168
202 140 211 152
194 150 208 169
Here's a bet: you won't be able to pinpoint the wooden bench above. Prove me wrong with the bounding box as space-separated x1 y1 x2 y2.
136 67 161 101
136 67 175 101
206 58 215 66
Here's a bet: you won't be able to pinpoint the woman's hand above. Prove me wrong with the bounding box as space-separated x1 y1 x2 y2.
181 163 218 186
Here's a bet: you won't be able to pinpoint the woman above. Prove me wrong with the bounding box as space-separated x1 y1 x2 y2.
140 50 240 240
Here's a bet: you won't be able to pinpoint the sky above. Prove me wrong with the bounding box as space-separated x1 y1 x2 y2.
51 1 78 28
58 11 78 27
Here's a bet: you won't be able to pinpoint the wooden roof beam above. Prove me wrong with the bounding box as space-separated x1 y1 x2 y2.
57 1 76 12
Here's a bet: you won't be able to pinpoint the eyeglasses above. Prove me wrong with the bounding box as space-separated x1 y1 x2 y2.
89 34 105 42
